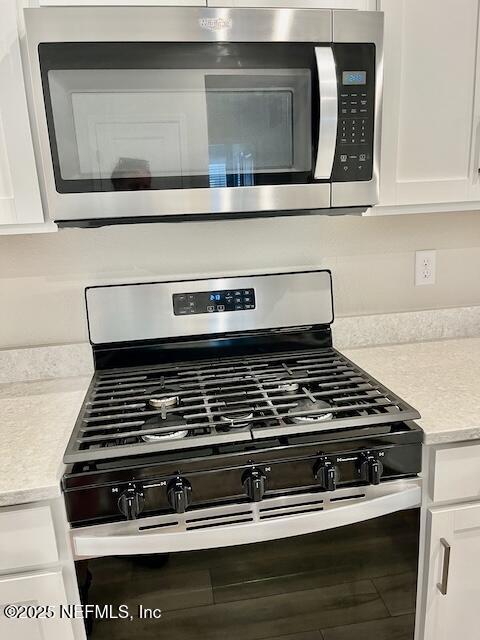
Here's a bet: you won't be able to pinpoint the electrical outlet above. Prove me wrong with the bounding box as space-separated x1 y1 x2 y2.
415 250 436 286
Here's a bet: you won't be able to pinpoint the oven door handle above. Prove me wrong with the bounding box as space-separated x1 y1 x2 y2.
314 47 338 180
72 479 421 559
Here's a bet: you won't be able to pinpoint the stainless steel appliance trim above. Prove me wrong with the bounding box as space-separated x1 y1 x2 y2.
437 537 451 596
314 47 338 180
72 478 421 558
24 7 332 44
37 185 332 222
86 270 334 345
331 10 383 208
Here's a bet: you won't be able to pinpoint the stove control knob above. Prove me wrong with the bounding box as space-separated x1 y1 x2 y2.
118 485 145 520
313 459 337 492
242 468 266 502
167 477 192 514
360 454 384 485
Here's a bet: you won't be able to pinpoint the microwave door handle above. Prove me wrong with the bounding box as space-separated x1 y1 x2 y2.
314 47 338 180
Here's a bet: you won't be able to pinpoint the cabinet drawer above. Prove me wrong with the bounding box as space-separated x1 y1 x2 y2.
0 505 58 572
433 443 480 503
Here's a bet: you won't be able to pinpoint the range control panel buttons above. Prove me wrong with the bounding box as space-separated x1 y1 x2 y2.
173 288 256 316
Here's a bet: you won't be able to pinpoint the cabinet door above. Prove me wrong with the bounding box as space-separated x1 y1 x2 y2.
0 571 75 640
207 1 375 8
0 0 44 226
422 502 480 640
39 0 206 6
379 0 479 206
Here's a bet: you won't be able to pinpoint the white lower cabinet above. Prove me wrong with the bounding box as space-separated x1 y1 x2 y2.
423 501 480 640
0 570 75 640
0 500 85 640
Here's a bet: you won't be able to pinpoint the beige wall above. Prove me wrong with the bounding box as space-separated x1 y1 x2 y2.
1 211 480 348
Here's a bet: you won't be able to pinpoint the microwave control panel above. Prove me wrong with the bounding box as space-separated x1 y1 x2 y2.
331 44 376 182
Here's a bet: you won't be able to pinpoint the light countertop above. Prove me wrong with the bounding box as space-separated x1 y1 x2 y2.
344 337 480 445
0 337 479 508
0 376 90 507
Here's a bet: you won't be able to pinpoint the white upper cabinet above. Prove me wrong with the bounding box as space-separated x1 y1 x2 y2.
38 1 374 7
379 0 480 207
422 501 480 640
207 1 375 9
0 0 48 230
39 0 205 5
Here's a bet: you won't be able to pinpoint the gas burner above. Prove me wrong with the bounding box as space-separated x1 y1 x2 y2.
218 395 254 429
148 383 182 410
219 413 254 430
277 381 300 393
149 395 179 410
141 413 188 442
288 398 334 424
264 374 300 394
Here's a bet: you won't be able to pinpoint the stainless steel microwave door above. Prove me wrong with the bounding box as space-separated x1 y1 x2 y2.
23 7 382 222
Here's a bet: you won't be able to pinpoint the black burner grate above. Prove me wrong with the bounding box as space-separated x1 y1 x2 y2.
64 347 420 463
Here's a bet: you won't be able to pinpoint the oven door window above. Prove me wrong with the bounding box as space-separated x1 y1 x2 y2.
39 43 317 194
79 509 418 639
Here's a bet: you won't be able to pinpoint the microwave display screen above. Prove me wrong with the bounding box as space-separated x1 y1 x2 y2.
342 71 367 85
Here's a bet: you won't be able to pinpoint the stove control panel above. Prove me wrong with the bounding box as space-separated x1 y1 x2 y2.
173 288 256 316
64 440 421 526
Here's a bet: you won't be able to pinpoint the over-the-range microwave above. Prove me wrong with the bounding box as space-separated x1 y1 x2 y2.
23 7 383 227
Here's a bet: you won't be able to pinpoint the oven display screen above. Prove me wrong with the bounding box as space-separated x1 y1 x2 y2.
342 71 367 85
173 289 256 316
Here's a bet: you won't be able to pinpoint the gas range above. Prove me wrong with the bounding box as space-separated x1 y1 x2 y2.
63 270 422 530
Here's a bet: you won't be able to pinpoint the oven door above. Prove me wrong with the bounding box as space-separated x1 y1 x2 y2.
73 480 420 639
23 8 381 224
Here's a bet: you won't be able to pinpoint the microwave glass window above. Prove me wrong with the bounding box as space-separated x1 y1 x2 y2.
39 43 316 194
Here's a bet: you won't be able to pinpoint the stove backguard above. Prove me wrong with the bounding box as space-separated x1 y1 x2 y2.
86 270 334 347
